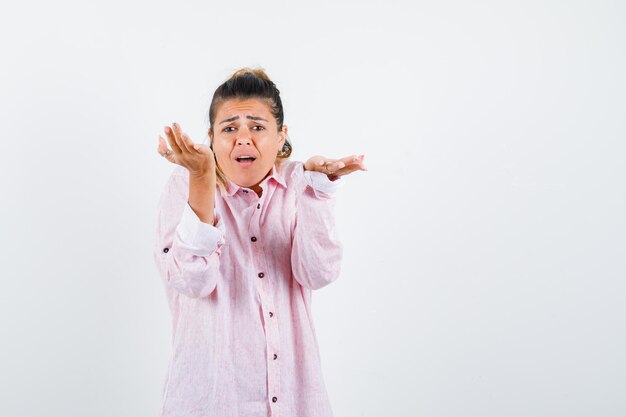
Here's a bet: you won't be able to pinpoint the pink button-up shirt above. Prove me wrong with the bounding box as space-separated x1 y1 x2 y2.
153 159 345 417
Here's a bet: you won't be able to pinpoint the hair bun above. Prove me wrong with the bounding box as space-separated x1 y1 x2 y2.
229 67 271 81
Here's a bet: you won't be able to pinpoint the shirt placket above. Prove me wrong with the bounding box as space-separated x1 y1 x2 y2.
246 188 282 416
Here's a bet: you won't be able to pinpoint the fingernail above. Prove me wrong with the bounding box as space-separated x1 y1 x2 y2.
164 126 170 134
172 122 178 129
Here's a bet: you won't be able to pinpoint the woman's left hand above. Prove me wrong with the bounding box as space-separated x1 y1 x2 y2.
304 154 367 181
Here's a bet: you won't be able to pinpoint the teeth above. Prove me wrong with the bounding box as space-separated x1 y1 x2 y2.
237 156 255 161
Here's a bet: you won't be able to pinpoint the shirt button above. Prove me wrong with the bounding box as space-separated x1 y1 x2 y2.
163 247 169 253
258 272 265 278
243 190 249 193
273 353 277 360
251 236 257 242
272 397 277 403
257 203 260 209
269 312 273 317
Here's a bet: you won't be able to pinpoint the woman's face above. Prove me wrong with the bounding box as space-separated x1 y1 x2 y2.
210 98 287 190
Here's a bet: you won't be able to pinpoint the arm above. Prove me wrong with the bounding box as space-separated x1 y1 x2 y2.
153 168 225 298
188 170 216 225
291 164 346 290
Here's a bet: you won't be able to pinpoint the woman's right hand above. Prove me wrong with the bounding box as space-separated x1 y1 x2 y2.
158 122 215 178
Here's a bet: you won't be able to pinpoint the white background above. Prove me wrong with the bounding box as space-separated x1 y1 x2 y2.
1 1 624 416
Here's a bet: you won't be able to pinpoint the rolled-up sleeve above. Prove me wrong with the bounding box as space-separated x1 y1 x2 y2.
290 163 345 290
303 169 346 195
154 168 225 299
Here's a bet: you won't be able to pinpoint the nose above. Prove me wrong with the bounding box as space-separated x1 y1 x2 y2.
236 135 252 146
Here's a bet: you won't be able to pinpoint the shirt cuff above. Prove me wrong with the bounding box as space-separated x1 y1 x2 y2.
303 170 346 195
174 202 225 256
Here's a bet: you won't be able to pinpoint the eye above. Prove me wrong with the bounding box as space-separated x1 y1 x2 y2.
222 125 264 132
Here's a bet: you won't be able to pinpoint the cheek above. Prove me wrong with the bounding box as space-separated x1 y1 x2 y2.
259 138 280 154
212 143 230 162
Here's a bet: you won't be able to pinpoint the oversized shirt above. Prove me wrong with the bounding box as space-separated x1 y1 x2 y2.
153 159 345 417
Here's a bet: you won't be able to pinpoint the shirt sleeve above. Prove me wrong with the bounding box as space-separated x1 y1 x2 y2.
303 169 346 195
290 162 343 290
153 168 225 299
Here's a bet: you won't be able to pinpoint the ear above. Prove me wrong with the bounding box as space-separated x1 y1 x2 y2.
278 125 288 148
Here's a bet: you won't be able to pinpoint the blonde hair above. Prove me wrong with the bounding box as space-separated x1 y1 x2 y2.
207 67 292 194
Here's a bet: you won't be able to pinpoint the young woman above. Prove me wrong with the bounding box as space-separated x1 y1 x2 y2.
154 68 366 417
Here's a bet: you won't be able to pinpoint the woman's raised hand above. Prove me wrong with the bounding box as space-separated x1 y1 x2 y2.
303 154 367 181
158 122 215 178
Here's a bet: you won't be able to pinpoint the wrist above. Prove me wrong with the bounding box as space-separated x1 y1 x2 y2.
189 169 216 182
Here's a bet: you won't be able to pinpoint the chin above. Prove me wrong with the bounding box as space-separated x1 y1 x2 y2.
246 168 272 181
231 172 263 187
224 161 272 186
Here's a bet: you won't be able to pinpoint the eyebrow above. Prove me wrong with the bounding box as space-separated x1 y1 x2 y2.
219 115 268 124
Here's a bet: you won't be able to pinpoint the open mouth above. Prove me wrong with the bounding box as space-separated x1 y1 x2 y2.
235 156 256 167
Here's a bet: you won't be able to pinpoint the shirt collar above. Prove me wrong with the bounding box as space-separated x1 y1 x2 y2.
223 161 288 197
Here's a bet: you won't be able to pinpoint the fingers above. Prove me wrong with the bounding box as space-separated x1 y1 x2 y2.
304 154 367 176
157 135 176 162
159 122 212 174
164 122 196 154
174 122 197 153
171 122 192 153
337 155 358 164
338 154 365 167
163 125 182 154
157 135 168 155
325 160 345 173
304 155 326 172
333 164 364 177
326 154 367 177
312 157 344 174
162 122 203 159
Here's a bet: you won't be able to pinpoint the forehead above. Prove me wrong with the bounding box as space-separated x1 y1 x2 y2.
216 98 273 119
